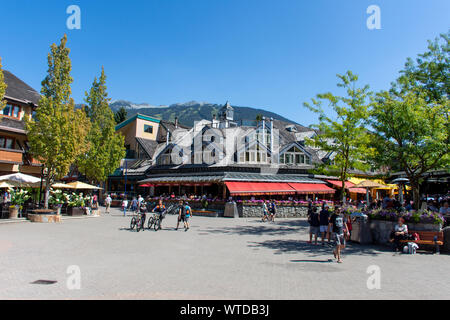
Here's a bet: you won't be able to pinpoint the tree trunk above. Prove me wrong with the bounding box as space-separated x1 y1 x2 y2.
411 182 420 211
44 176 51 209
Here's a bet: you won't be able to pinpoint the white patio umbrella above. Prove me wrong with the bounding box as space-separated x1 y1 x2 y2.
0 173 41 187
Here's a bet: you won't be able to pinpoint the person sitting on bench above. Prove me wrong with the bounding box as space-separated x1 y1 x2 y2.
389 217 408 251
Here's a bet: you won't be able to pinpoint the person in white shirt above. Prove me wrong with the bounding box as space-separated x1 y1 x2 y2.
122 198 128 216
105 195 112 214
439 201 449 214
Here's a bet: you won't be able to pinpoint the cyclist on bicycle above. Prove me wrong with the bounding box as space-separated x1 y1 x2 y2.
152 199 166 229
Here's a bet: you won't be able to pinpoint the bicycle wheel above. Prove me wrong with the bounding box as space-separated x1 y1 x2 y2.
130 217 137 230
154 218 160 231
136 218 142 232
147 216 154 229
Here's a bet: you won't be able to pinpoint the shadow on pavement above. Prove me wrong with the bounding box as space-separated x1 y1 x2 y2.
248 239 387 257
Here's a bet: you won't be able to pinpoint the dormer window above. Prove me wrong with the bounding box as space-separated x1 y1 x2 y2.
286 125 297 132
280 146 310 165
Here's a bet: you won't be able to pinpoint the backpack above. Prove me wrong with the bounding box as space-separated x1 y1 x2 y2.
405 242 418 254
184 205 191 216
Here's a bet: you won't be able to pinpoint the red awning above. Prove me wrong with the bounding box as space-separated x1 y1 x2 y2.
225 182 295 195
288 183 336 194
325 180 366 194
139 183 154 187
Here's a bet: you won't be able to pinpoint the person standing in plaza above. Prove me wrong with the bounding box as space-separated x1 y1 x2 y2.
319 204 330 245
269 200 277 222
329 208 349 263
176 200 185 230
137 195 144 208
182 201 192 231
105 194 112 214
130 197 138 213
308 206 320 245
122 197 128 216
262 200 270 222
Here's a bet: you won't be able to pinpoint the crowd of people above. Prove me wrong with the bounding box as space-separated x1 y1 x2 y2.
104 194 193 231
306 202 352 263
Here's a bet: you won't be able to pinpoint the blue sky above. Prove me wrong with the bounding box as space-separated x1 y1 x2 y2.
1 0 449 125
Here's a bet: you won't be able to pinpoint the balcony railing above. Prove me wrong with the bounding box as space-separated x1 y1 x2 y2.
0 148 24 164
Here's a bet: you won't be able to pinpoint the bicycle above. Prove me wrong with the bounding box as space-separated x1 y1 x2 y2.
147 210 167 231
130 212 145 232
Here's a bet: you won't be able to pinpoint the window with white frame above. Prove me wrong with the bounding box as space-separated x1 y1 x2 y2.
280 146 310 165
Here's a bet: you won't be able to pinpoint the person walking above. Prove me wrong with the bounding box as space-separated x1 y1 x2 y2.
176 200 185 230
122 197 128 216
262 200 270 222
182 201 192 231
269 200 277 222
130 197 138 213
329 208 349 263
105 194 112 214
319 204 330 245
308 206 320 245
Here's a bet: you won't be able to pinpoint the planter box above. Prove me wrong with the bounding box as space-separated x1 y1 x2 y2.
8 206 19 219
28 213 61 223
67 207 84 216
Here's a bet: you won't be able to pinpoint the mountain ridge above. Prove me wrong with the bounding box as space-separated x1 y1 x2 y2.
108 100 300 127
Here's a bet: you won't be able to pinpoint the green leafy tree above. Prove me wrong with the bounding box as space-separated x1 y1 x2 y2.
0 57 7 111
26 35 90 208
77 67 125 185
114 106 127 124
370 32 449 209
396 30 449 104
303 71 373 202
370 90 449 209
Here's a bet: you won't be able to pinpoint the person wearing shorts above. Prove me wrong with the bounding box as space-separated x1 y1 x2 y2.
262 200 270 222
319 205 330 245
329 208 349 263
176 200 185 230
308 206 320 245
182 202 192 231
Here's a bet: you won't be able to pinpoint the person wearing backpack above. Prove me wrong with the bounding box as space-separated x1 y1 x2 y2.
182 201 192 231
329 208 349 263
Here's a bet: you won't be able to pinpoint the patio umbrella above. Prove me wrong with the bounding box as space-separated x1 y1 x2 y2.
392 178 409 204
0 181 14 188
0 173 41 187
350 180 386 205
52 183 73 189
65 181 102 190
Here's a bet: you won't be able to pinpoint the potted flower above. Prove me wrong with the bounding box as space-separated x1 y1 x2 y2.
48 189 66 215
67 192 85 216
8 188 30 219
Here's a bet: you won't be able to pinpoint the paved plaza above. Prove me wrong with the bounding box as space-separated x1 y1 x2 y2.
0 207 449 300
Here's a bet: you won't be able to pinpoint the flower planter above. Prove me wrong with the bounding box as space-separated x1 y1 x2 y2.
67 207 84 216
28 209 61 223
8 206 19 219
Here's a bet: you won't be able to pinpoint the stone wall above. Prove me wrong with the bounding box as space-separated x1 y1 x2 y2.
238 203 308 218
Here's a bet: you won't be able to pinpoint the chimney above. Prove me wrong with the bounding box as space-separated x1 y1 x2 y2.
262 117 266 146
166 130 170 146
270 117 274 154
174 117 178 129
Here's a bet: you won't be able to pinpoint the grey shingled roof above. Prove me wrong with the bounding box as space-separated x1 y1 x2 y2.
3 70 40 106
136 137 159 159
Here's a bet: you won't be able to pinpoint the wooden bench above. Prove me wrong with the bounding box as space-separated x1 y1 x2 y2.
399 230 444 253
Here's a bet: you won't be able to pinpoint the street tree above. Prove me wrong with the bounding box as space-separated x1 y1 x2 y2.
77 67 125 187
114 106 127 124
304 71 374 202
0 57 7 111
26 35 90 208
